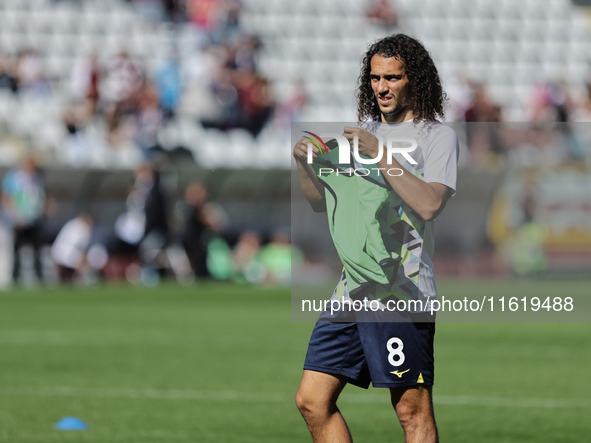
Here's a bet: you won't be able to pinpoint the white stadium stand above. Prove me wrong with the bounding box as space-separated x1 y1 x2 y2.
0 0 590 169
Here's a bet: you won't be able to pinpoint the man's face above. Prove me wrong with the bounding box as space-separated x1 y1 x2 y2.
370 54 412 122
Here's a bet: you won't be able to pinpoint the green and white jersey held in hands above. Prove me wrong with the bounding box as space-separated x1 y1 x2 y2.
312 121 459 312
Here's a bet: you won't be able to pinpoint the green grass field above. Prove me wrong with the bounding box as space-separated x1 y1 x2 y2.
0 280 589 442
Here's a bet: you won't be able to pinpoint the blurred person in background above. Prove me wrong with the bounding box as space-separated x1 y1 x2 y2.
178 42 218 118
0 51 18 94
231 33 260 72
102 49 143 111
216 0 243 45
187 0 223 37
1 156 47 284
142 162 170 244
529 80 574 123
464 83 505 169
507 177 548 277
487 172 549 277
571 80 591 121
273 76 308 129
178 182 214 278
50 212 93 283
230 230 303 286
236 71 274 137
107 162 170 280
156 54 182 121
69 51 101 116
15 48 50 95
201 59 241 130
366 0 399 29
62 99 97 167
528 80 585 159
135 161 172 280
445 73 472 122
133 79 164 159
102 50 149 155
464 83 500 123
232 230 263 283
163 0 186 23
257 230 302 286
201 33 273 136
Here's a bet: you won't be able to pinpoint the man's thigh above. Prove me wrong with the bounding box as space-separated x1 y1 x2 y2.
303 318 372 389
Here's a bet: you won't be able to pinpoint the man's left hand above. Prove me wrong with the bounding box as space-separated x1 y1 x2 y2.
343 126 381 161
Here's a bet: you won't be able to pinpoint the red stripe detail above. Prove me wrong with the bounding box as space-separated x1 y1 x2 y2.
303 131 329 154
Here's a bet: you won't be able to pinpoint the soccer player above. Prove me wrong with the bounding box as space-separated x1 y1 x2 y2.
293 34 459 443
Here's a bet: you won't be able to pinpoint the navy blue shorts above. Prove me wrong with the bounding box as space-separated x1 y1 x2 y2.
303 308 435 389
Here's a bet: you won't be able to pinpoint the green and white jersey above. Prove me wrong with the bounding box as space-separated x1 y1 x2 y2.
312 121 458 312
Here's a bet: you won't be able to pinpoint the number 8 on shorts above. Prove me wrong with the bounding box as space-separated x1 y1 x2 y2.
386 337 405 367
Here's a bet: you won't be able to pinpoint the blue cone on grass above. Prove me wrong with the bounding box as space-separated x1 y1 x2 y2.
55 416 88 430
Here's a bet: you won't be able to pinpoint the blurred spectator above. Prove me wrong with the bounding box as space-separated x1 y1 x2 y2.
178 43 218 118
201 59 240 130
571 80 591 122
187 0 221 34
232 34 260 73
134 80 164 158
176 182 228 278
50 212 93 283
163 0 186 23
366 0 399 28
111 182 148 258
232 230 263 283
156 55 182 120
102 50 146 153
446 74 472 122
203 65 274 136
108 162 170 276
143 163 170 242
62 99 95 167
15 48 50 95
215 0 243 44
490 173 548 277
235 71 274 137
70 51 101 115
273 76 308 128
257 231 302 286
1 156 46 283
102 49 143 105
464 83 501 123
0 52 18 94
463 83 505 169
529 80 574 123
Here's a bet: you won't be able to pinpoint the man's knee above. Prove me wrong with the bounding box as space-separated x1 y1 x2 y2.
395 397 423 427
295 386 332 419
296 370 348 423
392 387 434 430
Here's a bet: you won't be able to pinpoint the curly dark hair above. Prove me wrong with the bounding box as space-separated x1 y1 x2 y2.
355 34 446 123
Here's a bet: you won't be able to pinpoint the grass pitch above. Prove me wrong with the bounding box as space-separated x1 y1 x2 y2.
0 280 589 442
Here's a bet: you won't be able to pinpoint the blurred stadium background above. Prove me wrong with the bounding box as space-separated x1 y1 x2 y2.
0 0 590 441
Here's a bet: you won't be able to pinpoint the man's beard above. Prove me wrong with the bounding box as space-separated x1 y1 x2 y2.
380 98 408 118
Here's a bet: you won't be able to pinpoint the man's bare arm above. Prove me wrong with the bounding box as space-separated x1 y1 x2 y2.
380 169 453 221
344 126 453 221
293 138 326 213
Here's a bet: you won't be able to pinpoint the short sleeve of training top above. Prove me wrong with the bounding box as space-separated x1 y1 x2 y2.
422 125 459 195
